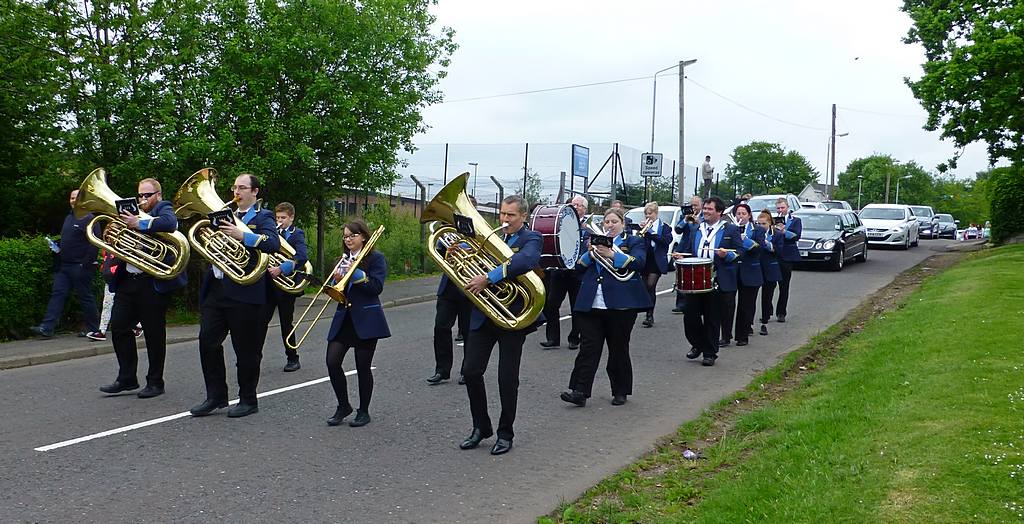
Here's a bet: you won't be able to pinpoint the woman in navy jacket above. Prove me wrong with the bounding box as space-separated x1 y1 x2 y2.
755 209 784 336
639 202 673 328
732 204 763 346
561 208 651 407
324 219 390 428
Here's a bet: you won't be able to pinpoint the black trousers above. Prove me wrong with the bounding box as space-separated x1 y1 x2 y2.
684 290 722 359
198 279 270 403
776 262 793 317
734 285 760 343
263 287 299 360
109 274 170 387
462 321 526 440
433 290 471 376
719 290 737 342
543 269 580 345
760 281 777 324
568 309 638 397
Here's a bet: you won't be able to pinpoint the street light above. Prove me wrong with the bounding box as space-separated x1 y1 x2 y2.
894 175 911 205
468 162 479 197
649 63 678 154
856 175 864 211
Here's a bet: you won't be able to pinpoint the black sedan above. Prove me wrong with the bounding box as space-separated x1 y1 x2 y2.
793 209 868 271
935 213 958 239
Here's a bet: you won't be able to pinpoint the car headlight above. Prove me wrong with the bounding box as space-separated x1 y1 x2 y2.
822 240 835 250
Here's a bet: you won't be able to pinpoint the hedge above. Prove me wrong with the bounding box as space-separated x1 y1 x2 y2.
987 165 1024 244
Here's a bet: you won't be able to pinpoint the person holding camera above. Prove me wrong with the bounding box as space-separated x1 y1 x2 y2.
672 196 703 314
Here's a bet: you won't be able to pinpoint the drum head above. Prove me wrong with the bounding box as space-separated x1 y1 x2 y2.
556 205 582 268
680 257 713 265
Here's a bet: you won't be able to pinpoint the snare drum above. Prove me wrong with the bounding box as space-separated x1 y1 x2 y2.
530 204 582 269
674 257 715 294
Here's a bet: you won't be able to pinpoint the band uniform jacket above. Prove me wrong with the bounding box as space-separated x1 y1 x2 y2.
574 232 651 312
109 200 188 294
685 222 746 293
760 227 784 283
199 207 280 305
736 223 765 288
778 213 803 263
642 221 673 275
326 250 391 341
468 226 545 332
275 224 309 294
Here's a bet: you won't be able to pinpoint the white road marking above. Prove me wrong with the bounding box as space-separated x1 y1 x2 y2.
34 368 368 452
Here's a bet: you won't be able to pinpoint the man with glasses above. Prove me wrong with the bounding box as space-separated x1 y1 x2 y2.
99 178 187 398
190 174 279 418
539 194 588 349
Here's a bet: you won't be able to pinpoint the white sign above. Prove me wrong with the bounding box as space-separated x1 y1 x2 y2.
640 153 663 177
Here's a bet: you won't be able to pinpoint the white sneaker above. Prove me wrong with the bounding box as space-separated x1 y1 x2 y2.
86 331 106 341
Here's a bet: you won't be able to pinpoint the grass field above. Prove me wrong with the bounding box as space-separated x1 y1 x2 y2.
544 244 1024 523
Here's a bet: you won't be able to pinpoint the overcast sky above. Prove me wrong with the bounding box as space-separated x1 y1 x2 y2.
395 0 993 203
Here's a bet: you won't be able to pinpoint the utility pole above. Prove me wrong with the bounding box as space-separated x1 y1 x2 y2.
829 103 837 199
677 59 697 204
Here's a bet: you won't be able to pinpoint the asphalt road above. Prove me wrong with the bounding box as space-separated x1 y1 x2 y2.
0 240 955 523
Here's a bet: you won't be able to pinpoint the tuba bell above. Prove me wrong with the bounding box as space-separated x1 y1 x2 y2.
421 173 545 330
172 168 269 285
73 168 190 279
268 237 314 294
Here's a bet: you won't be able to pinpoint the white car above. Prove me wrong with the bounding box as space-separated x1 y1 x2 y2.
626 205 683 263
858 204 920 250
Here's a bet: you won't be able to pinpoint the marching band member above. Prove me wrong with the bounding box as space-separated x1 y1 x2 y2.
672 196 703 314
674 197 745 366
731 204 763 347
100 178 187 398
265 202 308 372
190 174 280 418
427 237 471 385
561 207 649 407
459 196 543 456
774 198 802 323
757 209 784 336
540 195 588 349
324 219 390 427
639 202 672 328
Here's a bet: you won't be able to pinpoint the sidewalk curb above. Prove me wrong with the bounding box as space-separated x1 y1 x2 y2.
0 293 438 371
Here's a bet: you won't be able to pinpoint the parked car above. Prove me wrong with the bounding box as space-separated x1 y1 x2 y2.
859 204 920 249
794 209 868 271
626 205 683 261
725 194 801 221
821 200 853 211
908 205 939 239
935 213 958 239
800 202 827 210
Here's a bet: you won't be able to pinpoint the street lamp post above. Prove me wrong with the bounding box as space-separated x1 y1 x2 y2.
828 132 849 199
468 162 479 197
677 58 697 204
895 175 911 205
856 175 864 210
649 64 678 154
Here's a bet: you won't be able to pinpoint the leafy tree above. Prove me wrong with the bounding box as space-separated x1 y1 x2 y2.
834 155 935 208
519 168 547 207
902 0 1024 169
722 141 818 197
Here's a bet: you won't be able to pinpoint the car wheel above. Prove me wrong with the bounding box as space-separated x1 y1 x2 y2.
831 248 845 271
856 244 867 262
902 235 910 250
911 232 919 247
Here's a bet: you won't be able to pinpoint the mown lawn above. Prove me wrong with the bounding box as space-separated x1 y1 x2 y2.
544 244 1024 523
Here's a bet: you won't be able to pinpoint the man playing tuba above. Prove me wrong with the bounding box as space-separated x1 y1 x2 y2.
100 178 188 398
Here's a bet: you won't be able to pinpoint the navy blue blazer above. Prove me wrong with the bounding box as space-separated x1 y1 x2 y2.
199 208 280 305
642 222 673 275
277 225 308 274
110 200 187 294
574 233 651 312
684 221 746 293
469 226 545 332
778 214 803 262
736 223 764 288
326 250 391 341
760 227 784 283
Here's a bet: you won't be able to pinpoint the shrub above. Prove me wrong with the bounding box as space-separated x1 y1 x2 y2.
987 165 1024 243
307 205 438 278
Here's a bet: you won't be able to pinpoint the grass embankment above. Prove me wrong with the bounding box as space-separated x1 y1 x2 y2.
545 244 1024 523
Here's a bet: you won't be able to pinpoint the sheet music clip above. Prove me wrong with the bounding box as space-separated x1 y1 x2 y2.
454 214 475 237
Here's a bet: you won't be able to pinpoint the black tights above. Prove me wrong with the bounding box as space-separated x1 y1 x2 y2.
643 272 661 315
326 340 377 411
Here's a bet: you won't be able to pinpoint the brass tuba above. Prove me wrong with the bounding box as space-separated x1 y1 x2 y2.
286 225 386 350
172 168 269 285
584 221 636 282
422 173 545 330
268 238 314 294
73 168 190 279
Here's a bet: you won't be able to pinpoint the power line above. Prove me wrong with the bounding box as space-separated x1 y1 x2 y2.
836 105 921 119
684 77 827 131
440 73 669 104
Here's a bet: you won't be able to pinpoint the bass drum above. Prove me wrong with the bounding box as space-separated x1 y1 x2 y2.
530 204 582 269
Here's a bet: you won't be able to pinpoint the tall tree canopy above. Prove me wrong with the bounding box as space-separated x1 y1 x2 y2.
722 141 818 197
902 0 1024 169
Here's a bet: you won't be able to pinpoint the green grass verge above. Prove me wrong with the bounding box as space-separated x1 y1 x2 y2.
543 244 1024 523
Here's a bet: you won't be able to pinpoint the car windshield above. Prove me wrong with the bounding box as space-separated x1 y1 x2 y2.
800 214 841 231
746 197 779 214
821 201 845 210
937 214 954 223
909 206 933 218
860 208 905 220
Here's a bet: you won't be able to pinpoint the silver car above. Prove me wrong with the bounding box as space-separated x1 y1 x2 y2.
858 204 920 249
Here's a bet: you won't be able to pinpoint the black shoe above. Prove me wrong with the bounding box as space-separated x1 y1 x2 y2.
457 374 466 385
190 398 228 416
686 347 701 359
718 339 731 347
702 357 716 366
539 340 559 349
671 307 684 314
760 324 769 336
748 327 754 335
227 402 259 418
560 390 587 407
641 317 653 328
611 394 626 406
327 405 354 426
735 340 748 346
99 380 140 394
426 372 450 384
283 359 300 372
490 438 513 455
567 340 580 350
349 410 370 427
137 385 164 398
30 325 54 338
777 315 786 323
454 333 464 342
460 427 493 450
